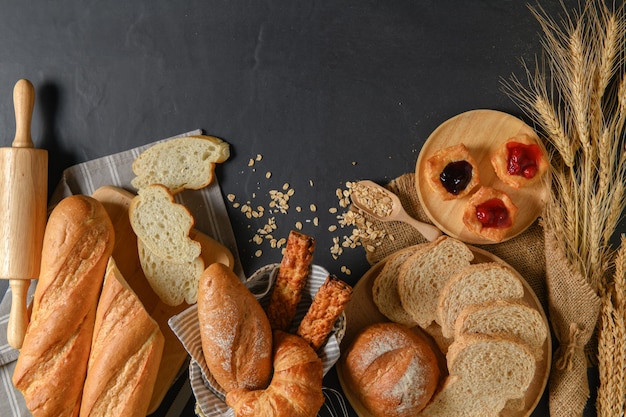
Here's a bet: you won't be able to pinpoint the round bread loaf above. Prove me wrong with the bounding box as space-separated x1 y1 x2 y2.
343 322 441 417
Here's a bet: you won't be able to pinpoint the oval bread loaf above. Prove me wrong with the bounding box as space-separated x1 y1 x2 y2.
342 322 441 417
197 262 273 393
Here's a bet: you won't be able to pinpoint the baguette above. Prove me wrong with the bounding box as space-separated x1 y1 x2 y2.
197 263 272 393
266 230 315 331
12 195 115 417
80 258 164 417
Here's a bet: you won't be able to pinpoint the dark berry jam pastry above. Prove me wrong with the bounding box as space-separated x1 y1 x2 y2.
425 143 480 200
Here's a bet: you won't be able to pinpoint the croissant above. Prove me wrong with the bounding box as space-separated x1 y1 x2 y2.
225 331 325 417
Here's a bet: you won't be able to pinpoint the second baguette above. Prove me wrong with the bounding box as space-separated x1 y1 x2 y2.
80 258 164 417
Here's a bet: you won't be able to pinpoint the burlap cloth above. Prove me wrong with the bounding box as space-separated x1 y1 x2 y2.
355 173 597 417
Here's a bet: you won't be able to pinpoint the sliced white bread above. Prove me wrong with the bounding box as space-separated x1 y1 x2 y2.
397 236 473 329
454 299 547 360
137 239 204 306
436 262 524 339
422 334 535 416
129 184 201 264
372 243 433 327
131 135 230 193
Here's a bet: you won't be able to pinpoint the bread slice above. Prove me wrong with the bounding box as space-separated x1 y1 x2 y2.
436 262 524 339
454 299 547 360
397 236 473 329
372 243 432 326
137 239 204 306
129 184 201 264
422 334 535 416
131 135 230 193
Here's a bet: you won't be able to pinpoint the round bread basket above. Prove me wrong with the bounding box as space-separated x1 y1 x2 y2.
169 263 346 417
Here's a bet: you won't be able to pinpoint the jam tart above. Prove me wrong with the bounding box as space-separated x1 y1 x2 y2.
491 133 548 189
425 143 480 200
462 186 518 242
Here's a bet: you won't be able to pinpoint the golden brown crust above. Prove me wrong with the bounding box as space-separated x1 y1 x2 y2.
80 258 164 417
343 323 441 417
226 331 325 417
266 230 315 331
462 186 518 242
12 195 115 417
425 143 480 200
491 133 548 189
296 275 353 350
197 262 273 393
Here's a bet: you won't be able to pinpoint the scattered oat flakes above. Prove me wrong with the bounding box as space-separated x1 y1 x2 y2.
255 249 263 257
295 221 303 230
266 171 272 179
256 154 263 161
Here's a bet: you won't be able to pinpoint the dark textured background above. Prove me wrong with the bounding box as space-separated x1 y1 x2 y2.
0 1 612 415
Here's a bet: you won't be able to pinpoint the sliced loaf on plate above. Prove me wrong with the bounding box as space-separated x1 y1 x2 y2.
454 299 547 360
421 334 536 417
397 236 473 329
436 262 524 339
372 243 432 327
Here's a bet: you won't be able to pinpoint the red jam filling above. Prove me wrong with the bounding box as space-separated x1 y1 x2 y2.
475 198 511 228
506 142 542 179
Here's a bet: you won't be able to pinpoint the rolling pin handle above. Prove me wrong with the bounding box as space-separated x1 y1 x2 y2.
12 79 35 149
8 279 30 349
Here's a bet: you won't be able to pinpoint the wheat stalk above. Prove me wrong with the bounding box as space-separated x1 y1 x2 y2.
503 2 626 412
504 0 626 292
597 236 626 417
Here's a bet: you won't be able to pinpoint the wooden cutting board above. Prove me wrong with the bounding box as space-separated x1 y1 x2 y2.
91 185 235 414
336 245 551 417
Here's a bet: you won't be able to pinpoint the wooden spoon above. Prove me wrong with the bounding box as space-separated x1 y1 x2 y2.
351 180 442 242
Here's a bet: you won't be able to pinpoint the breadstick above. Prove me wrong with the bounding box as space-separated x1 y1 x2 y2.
266 230 315 331
297 275 353 350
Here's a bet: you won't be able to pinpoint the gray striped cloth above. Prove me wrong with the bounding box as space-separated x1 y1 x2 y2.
169 263 345 417
0 130 242 417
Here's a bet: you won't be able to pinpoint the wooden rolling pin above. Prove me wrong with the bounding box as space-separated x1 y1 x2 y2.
0 79 48 349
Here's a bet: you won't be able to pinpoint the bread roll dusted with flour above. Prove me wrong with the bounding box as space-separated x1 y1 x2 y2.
13 195 115 417
80 258 164 417
197 262 272 393
342 323 441 417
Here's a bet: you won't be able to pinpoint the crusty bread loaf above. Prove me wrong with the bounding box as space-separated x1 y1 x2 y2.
267 230 315 331
421 334 535 417
455 299 547 360
296 274 352 350
197 262 272 393
129 184 201 264
397 236 473 329
137 239 204 306
342 323 441 417
131 135 230 193
80 258 164 417
12 195 115 417
226 330 324 417
372 243 431 327
436 262 524 338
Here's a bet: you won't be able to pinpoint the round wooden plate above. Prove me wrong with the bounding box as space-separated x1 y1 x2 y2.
336 245 551 417
415 109 549 244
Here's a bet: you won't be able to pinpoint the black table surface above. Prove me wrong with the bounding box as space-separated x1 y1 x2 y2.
0 1 614 416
